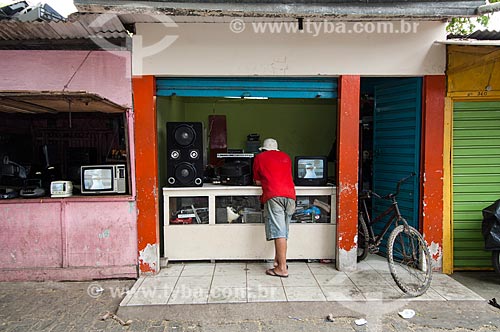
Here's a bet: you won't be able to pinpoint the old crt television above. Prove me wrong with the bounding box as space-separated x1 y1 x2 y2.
50 180 73 198
81 164 126 194
294 156 328 186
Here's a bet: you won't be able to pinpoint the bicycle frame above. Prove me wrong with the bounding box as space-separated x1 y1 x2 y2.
357 173 432 297
360 192 408 249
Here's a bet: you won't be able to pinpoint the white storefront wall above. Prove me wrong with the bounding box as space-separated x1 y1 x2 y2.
132 21 447 76
132 19 446 265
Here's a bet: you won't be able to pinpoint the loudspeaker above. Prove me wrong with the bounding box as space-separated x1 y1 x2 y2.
166 122 204 187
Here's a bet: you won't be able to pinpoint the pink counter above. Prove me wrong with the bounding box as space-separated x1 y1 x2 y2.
0 197 137 281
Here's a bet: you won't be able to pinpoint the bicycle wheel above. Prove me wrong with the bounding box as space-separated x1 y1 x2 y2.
387 224 432 296
357 212 369 262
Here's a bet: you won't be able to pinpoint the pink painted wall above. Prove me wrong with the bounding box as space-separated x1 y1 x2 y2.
0 198 137 280
0 50 132 108
65 201 137 267
0 50 137 281
0 202 62 268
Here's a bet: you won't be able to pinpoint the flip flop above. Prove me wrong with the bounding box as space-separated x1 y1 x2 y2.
266 268 289 278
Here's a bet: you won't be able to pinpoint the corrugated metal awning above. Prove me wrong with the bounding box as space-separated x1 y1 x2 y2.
447 29 500 41
468 30 500 41
0 91 128 114
0 13 128 41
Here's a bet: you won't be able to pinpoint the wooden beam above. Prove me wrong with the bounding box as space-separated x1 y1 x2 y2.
442 97 453 274
447 48 500 75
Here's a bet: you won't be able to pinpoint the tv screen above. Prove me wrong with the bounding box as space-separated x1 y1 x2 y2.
52 182 66 192
294 156 328 186
81 164 127 194
83 168 113 191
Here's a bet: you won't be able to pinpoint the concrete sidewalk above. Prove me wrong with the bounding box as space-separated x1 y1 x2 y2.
0 268 499 331
119 255 483 306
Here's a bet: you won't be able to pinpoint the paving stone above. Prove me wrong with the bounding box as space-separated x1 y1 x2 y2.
147 325 167 332
49 324 76 332
29 319 58 331
165 321 187 332
202 321 262 332
2 273 500 332
9 324 39 332
97 323 130 332
127 320 155 332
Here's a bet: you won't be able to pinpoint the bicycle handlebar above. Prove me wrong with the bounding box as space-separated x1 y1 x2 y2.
393 172 416 198
362 172 416 200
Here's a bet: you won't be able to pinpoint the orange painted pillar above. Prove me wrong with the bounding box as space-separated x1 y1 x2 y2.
422 75 445 271
336 75 360 271
133 75 160 274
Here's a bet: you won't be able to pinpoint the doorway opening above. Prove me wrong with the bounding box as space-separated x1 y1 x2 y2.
155 77 339 260
359 77 423 237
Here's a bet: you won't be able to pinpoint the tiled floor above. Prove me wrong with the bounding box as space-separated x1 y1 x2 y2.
120 255 484 306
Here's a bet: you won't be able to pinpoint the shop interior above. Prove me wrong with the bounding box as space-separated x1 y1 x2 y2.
157 77 422 259
156 76 424 260
158 95 338 258
158 77 414 195
157 96 338 185
0 97 130 199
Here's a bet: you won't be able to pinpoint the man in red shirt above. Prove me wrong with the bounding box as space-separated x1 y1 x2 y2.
253 138 296 278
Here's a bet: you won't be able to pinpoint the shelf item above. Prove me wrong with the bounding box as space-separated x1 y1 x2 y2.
215 195 261 224
292 195 331 223
169 196 209 224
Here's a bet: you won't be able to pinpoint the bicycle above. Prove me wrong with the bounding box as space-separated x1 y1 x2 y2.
357 173 432 297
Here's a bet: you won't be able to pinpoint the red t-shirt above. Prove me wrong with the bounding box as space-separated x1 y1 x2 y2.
253 150 296 204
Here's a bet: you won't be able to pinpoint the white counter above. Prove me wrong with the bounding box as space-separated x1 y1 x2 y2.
163 184 337 260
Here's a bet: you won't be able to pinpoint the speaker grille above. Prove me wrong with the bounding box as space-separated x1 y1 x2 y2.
174 124 196 147
166 122 204 187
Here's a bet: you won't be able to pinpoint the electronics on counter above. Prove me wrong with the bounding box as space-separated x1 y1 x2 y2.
0 165 127 199
50 180 73 198
219 160 252 186
0 188 19 199
215 152 254 186
20 179 46 198
246 133 261 154
81 164 126 194
294 156 329 186
216 153 255 159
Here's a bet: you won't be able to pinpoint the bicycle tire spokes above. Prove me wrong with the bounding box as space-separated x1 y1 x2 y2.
387 224 432 297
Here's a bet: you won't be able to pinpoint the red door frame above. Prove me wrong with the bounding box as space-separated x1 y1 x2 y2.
421 75 446 270
336 75 360 271
133 75 160 273
335 75 444 271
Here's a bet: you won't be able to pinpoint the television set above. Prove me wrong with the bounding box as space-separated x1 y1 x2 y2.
50 180 73 198
81 164 126 194
294 156 328 186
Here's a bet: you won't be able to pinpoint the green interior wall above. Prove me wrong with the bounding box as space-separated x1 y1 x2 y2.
157 96 337 187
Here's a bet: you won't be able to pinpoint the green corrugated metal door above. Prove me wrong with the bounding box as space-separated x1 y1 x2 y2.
453 101 500 269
